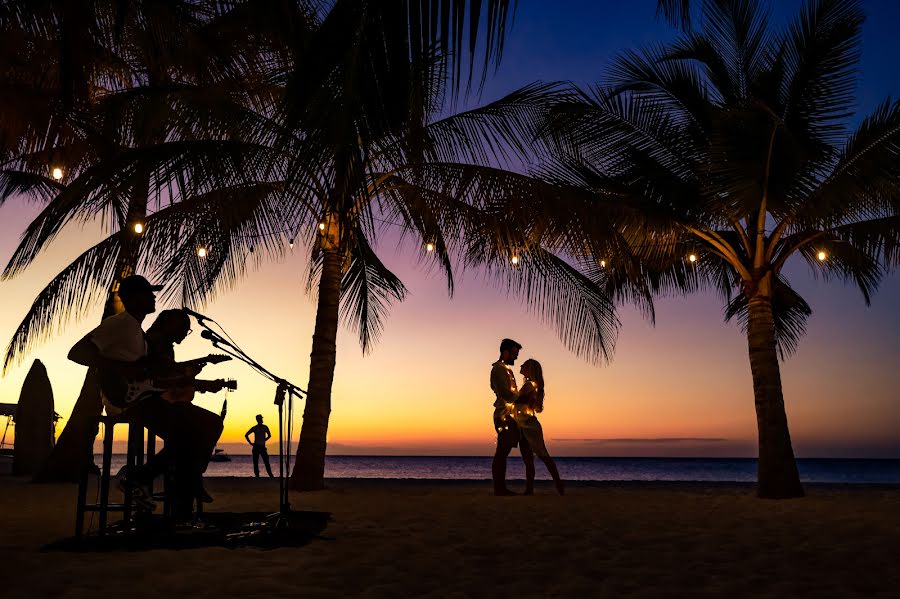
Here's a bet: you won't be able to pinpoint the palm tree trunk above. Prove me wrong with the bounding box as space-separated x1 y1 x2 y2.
746 292 804 499
290 246 342 491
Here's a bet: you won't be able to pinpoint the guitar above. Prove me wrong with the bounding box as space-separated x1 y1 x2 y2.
101 353 233 409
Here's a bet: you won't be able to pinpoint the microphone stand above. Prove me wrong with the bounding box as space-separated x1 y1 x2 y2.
196 322 305 533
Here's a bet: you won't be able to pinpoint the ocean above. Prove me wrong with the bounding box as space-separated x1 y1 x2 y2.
99 455 900 483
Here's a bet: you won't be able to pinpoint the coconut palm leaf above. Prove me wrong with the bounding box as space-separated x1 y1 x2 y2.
724 275 811 358
2 232 123 372
0 169 64 206
340 229 408 353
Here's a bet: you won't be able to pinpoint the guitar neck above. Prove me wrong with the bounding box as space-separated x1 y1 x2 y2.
180 356 215 369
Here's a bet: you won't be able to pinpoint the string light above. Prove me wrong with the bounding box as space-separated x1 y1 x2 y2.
817 250 827 261
289 238 294 249
425 242 435 252
599 260 606 268
133 223 144 234
511 255 519 265
318 222 326 232
688 253 697 263
197 246 208 258
51 167 63 180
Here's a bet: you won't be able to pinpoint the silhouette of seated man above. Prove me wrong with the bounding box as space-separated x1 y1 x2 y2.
245 415 273 477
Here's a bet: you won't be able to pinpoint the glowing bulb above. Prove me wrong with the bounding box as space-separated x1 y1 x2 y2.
51 167 63 180
133 223 143 234
318 222 326 232
511 255 519 265
600 260 606 268
197 247 207 258
688 254 697 263
289 238 294 249
425 242 435 252
817 250 827 261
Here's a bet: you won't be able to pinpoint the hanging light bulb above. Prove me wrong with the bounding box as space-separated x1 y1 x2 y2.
51 167 63 180
197 246 207 258
599 259 606 268
318 222 326 232
817 250 827 261
425 242 435 253
511 254 519 265
133 222 144 234
688 253 697 263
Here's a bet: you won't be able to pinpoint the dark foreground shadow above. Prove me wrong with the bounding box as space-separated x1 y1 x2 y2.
43 510 332 552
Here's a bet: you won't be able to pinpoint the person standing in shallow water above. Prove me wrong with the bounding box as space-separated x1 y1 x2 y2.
490 338 530 496
511 359 564 495
245 415 273 477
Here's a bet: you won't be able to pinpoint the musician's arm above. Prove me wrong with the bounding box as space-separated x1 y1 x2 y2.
68 336 146 378
174 359 204 377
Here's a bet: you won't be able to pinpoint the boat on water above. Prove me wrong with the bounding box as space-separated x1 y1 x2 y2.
210 448 231 462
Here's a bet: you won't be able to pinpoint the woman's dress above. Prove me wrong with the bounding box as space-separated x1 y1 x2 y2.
511 381 549 457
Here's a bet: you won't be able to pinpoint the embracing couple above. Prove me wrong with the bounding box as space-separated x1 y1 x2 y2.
491 338 564 496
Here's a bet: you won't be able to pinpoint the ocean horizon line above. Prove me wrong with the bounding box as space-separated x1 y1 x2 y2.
98 453 900 460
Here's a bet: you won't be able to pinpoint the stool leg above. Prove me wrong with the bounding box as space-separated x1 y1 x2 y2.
98 420 114 535
146 432 156 496
123 424 139 527
75 450 90 538
195 477 203 519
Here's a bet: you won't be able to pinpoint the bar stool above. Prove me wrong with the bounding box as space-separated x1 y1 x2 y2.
74 413 152 538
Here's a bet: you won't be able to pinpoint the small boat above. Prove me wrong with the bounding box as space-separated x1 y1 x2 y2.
210 448 231 462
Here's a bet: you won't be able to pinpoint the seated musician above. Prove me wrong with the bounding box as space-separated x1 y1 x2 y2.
68 275 223 521
144 308 223 504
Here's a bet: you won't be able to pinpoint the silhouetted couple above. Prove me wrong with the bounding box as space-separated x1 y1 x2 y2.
491 338 564 496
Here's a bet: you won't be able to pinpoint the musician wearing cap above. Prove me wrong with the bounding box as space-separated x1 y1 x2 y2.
68 275 224 521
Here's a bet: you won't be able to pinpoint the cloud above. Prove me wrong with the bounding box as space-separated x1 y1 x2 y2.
552 438 731 444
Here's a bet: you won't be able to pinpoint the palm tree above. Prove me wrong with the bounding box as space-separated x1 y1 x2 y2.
542 0 900 498
219 1 620 490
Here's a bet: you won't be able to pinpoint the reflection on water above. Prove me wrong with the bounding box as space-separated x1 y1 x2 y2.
96 455 900 483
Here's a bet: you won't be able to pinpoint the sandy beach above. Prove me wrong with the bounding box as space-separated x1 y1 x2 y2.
0 477 898 597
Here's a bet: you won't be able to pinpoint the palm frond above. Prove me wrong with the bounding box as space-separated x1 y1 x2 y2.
3 233 122 373
724 275 812 358
778 0 863 146
476 246 621 364
0 169 63 206
340 230 408 353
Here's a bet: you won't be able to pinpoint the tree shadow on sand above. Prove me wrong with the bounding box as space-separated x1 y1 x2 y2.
42 510 332 552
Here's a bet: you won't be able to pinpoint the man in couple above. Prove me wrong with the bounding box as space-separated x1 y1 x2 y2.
491 338 564 496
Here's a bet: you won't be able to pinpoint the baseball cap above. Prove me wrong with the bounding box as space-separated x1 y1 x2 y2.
118 275 163 297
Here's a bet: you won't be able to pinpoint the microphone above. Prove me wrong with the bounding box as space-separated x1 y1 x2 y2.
183 307 211 322
200 329 237 351
200 329 224 342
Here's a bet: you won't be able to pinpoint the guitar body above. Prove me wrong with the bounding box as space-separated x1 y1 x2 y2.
100 354 233 409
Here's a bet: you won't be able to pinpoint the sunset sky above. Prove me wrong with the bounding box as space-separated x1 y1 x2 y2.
1 0 898 458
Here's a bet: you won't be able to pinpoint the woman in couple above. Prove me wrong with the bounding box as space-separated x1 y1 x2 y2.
512 359 565 496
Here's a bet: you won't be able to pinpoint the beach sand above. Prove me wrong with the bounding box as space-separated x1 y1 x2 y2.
0 476 898 598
